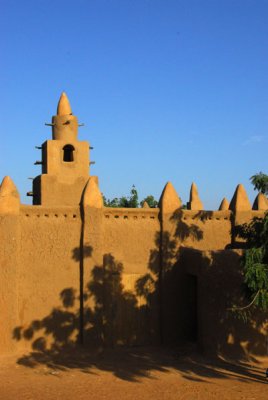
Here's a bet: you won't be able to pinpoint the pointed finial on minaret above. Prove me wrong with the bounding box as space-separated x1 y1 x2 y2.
219 197 229 211
0 176 20 214
159 182 182 213
83 177 103 208
229 184 251 211
187 182 203 210
52 92 78 141
252 193 268 210
57 92 72 116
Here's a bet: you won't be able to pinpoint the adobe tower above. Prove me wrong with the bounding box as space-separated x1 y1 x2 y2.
32 92 92 206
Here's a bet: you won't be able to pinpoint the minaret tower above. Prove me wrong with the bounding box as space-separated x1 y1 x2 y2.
32 93 93 206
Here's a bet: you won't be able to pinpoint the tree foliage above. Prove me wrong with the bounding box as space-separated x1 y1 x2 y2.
140 195 158 208
231 172 268 317
103 186 158 208
242 213 268 308
250 171 268 195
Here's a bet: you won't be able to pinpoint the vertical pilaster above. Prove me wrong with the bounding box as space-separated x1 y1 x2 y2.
81 177 104 347
0 177 20 354
159 182 182 344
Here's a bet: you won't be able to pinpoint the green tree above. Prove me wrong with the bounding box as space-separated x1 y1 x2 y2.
250 172 268 195
234 213 268 313
103 185 139 208
140 195 158 208
128 185 139 208
104 188 188 209
230 173 268 317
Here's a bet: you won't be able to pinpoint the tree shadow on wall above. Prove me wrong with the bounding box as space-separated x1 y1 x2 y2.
12 210 267 383
13 249 161 380
83 252 150 347
170 209 205 242
135 209 207 345
137 209 268 363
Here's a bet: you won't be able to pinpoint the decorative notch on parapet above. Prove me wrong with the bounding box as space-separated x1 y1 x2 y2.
187 182 203 210
142 201 150 208
159 182 182 214
218 197 229 211
83 177 103 208
252 193 268 210
49 92 79 141
0 176 20 214
229 184 251 211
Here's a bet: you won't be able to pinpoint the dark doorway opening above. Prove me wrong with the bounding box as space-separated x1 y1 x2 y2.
184 274 198 342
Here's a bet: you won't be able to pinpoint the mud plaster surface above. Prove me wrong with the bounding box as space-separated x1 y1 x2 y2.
1 347 268 400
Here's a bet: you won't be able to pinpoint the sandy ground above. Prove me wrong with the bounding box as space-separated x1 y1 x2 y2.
0 347 267 400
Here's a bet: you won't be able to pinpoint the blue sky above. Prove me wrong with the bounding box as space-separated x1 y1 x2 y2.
1 0 267 209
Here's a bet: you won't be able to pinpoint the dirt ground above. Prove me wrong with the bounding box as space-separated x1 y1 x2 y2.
0 347 267 400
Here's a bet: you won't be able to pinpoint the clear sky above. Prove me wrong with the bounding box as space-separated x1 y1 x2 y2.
1 0 267 209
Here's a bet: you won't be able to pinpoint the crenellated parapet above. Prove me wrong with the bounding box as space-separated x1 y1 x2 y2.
83 176 103 209
158 180 267 214
157 180 267 251
159 182 182 214
252 192 268 210
218 198 229 210
0 176 20 215
229 184 251 211
187 182 204 210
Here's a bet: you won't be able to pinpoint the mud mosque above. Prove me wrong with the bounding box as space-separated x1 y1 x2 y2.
1 93 267 358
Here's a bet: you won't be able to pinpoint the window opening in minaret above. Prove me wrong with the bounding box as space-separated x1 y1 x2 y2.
63 144 75 162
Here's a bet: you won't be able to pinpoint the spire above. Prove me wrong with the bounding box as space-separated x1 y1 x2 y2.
229 184 251 211
252 193 268 210
218 197 229 211
52 92 78 141
83 177 103 208
187 182 203 210
142 201 150 208
159 182 182 213
57 92 72 116
0 176 20 214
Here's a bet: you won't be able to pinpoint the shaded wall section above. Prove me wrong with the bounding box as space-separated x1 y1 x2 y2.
181 248 268 358
14 206 81 352
159 208 268 355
